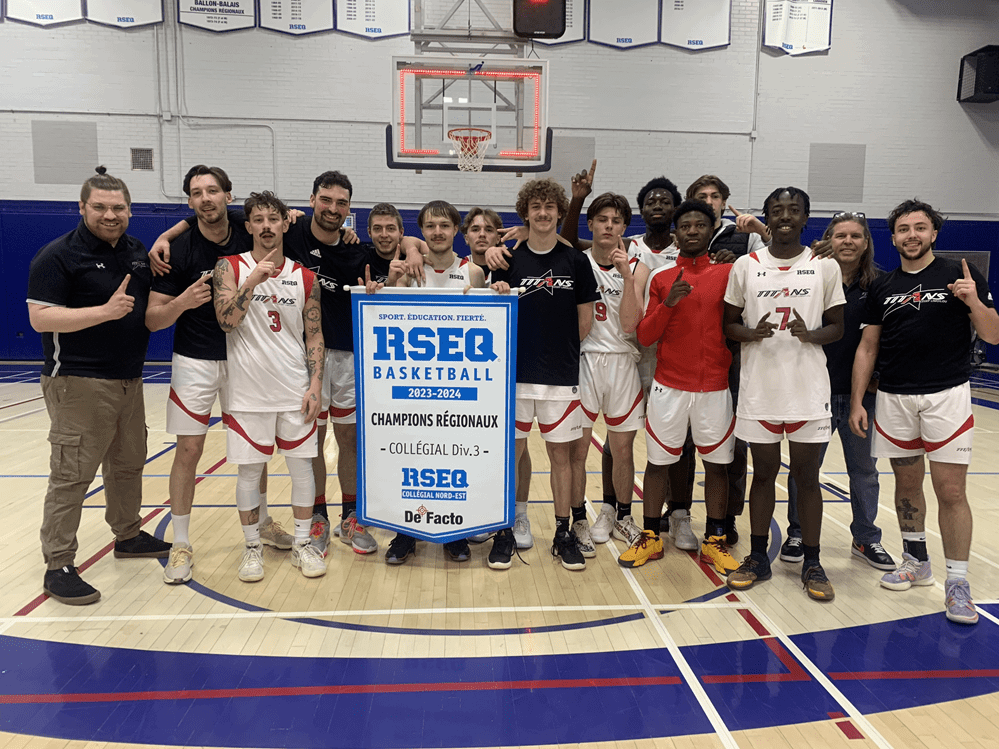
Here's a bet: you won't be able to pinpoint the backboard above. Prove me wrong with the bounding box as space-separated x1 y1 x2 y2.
387 56 551 172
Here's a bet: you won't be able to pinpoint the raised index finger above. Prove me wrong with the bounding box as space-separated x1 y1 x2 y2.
587 158 597 183
757 311 771 326
962 258 972 280
117 274 131 292
727 204 743 217
263 248 279 262
792 307 804 321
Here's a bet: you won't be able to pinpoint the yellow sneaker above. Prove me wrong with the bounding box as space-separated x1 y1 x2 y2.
700 535 740 575
617 530 664 568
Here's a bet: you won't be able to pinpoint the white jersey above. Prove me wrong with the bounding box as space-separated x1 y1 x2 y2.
724 248 845 420
631 236 679 386
225 252 316 412
630 234 679 273
415 255 475 289
582 250 640 358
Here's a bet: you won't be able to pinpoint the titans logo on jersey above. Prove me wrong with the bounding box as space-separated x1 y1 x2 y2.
883 285 949 316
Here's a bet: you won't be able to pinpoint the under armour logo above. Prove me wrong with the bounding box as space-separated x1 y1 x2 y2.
757 271 766 276
97 263 105 269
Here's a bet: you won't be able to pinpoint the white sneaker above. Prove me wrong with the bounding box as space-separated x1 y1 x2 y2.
259 517 293 550
668 509 698 551
238 543 264 582
291 541 327 578
590 504 615 544
163 543 193 584
468 531 493 543
513 513 534 549
613 515 642 546
572 519 597 558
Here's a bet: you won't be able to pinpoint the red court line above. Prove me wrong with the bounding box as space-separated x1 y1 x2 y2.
13 456 228 617
829 669 999 680
0 675 684 705
701 637 810 684
0 396 43 410
736 608 771 637
836 720 865 740
828 711 845 718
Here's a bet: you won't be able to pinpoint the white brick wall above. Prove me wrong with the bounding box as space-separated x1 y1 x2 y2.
1 0 997 219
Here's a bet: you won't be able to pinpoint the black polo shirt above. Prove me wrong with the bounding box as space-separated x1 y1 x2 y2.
824 276 875 395
27 220 152 379
283 219 372 352
152 215 251 361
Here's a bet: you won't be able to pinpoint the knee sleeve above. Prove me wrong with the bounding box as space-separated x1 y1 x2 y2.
285 457 316 508
236 463 265 512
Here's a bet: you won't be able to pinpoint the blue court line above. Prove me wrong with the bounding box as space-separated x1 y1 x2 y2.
83 443 177 499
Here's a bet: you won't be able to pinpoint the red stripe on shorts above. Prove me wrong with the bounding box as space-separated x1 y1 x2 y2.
874 418 924 450
168 388 211 425
697 414 736 454
924 414 974 453
538 400 581 434
515 420 533 433
276 421 318 451
226 415 275 456
605 390 644 427
645 419 683 456
580 403 599 422
329 406 356 418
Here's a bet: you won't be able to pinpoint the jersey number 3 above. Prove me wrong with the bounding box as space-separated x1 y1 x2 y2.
268 311 282 332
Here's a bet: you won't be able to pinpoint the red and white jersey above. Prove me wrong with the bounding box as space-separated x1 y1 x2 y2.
415 254 474 289
224 252 316 412
582 249 640 358
630 234 679 273
724 248 845 420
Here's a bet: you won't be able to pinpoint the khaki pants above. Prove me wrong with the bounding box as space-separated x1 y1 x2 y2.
40 375 147 570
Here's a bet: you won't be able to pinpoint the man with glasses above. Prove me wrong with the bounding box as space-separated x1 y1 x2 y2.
27 167 170 605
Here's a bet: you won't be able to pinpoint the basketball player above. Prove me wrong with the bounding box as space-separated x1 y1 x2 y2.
723 187 845 601
147 166 295 584
623 200 739 574
461 207 505 268
490 178 601 571
212 191 326 581
570 193 644 553
850 199 999 625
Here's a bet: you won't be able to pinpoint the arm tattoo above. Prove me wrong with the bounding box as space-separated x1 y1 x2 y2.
213 258 253 333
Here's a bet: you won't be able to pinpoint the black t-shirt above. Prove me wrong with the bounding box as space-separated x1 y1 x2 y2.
825 277 876 395
492 243 600 387
365 248 393 285
151 216 251 360
27 220 152 379
863 257 994 394
283 219 372 352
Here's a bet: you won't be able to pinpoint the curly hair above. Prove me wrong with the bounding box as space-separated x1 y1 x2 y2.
887 199 945 234
244 190 288 219
636 177 682 213
312 170 353 199
762 186 810 219
515 178 569 224
672 199 716 228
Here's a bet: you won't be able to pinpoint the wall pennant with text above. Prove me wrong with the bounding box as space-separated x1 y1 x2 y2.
352 288 518 544
85 0 163 27
177 0 254 31
5 0 83 25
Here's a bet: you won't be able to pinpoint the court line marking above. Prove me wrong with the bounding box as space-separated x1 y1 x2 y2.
585 434 739 749
0 407 46 424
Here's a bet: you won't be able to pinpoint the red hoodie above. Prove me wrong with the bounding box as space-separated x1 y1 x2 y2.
637 253 732 392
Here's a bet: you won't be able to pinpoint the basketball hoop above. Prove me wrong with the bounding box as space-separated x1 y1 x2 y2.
448 127 492 172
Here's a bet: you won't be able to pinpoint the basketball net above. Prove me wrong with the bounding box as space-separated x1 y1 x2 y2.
448 127 492 172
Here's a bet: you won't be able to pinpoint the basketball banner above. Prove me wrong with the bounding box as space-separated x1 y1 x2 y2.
352 288 518 543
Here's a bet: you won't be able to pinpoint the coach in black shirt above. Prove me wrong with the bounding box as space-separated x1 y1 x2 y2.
27 168 170 606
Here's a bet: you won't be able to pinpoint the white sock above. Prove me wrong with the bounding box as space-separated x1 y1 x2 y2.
293 517 311 545
516 502 528 518
945 558 969 581
242 522 260 545
258 493 270 524
171 513 191 546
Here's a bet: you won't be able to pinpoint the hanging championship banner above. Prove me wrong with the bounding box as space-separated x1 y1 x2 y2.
178 0 254 31
335 0 407 39
5 0 82 25
661 0 731 51
352 288 518 544
588 0 658 49
259 0 333 35
763 0 832 56
86 0 163 27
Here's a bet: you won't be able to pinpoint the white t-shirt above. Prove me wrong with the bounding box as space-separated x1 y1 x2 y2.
225 252 315 412
415 254 475 289
724 247 845 420
581 249 640 358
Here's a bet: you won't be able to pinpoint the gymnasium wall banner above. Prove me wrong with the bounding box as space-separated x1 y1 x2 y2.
177 0 254 31
85 0 163 27
351 288 518 544
763 0 832 56
258 0 333 35
334 0 408 39
4 0 82 25
660 0 731 51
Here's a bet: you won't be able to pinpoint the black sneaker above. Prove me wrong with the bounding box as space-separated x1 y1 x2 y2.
727 551 772 590
44 566 101 605
725 515 739 546
113 530 171 559
488 528 515 570
779 536 803 563
851 540 896 571
802 562 835 601
385 533 417 565
443 538 471 562
551 529 585 571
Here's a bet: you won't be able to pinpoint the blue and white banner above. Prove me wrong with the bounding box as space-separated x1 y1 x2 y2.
178 0 254 31
85 0 163 27
352 288 518 544
259 0 333 35
5 0 82 25
763 0 832 56
660 0 731 51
